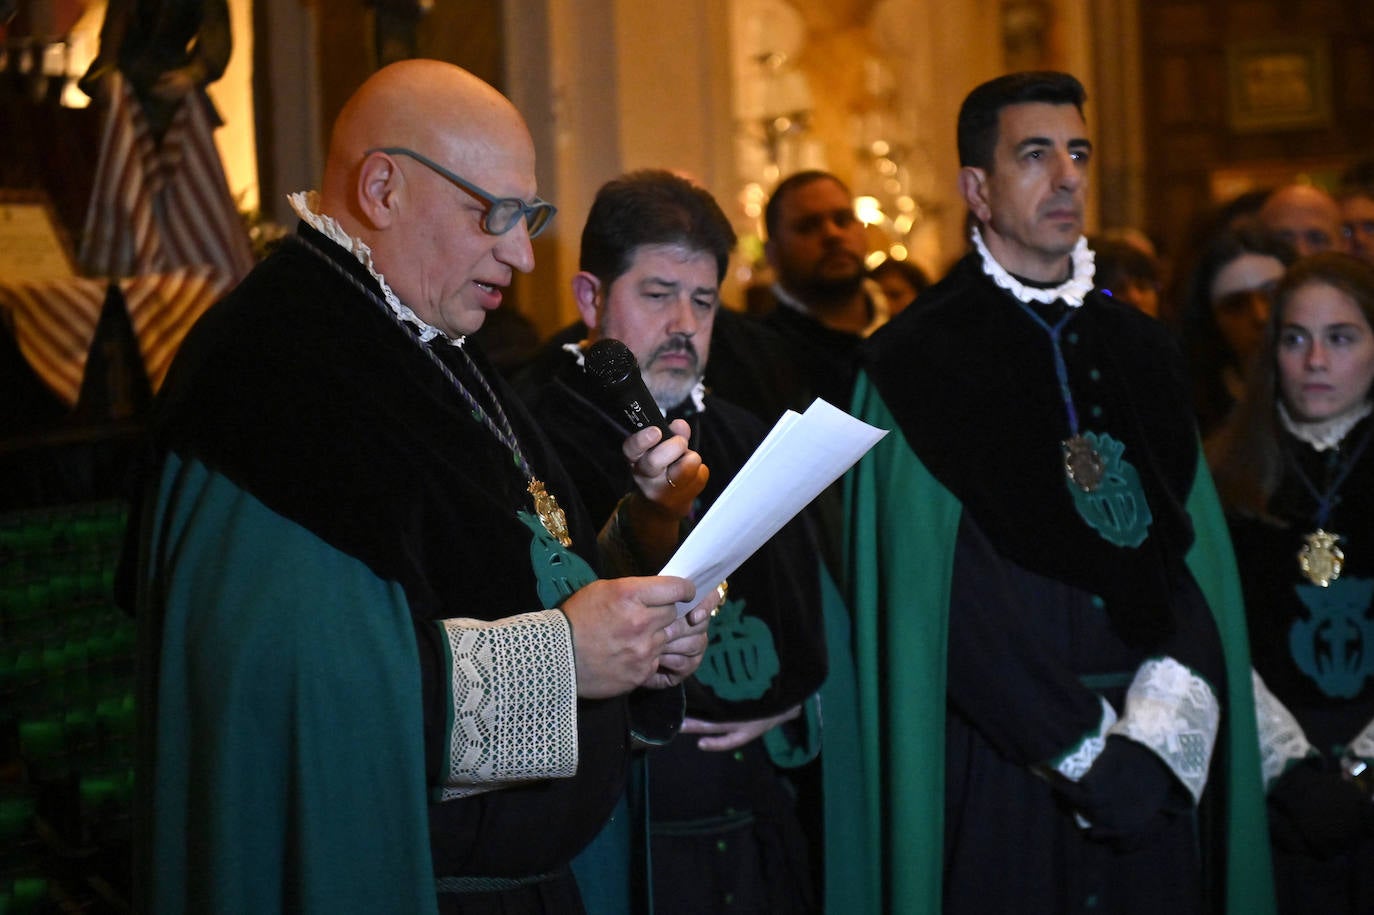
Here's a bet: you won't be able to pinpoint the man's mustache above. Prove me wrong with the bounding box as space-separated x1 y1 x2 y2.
648 336 699 368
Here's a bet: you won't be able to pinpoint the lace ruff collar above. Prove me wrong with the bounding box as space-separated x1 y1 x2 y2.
563 342 707 415
288 191 463 346
971 226 1096 308
1279 400 1373 452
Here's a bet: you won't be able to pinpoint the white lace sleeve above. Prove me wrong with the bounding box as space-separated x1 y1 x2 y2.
433 610 578 801
1107 656 1219 803
1347 714 1374 764
1251 669 1316 791
1051 696 1118 781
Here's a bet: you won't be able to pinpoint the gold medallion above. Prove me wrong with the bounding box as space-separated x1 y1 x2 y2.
529 479 572 547
1297 529 1344 587
1063 435 1105 492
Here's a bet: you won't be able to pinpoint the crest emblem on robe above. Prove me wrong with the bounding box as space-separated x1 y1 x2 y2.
694 596 780 701
1064 431 1153 548
518 511 596 607
1290 576 1374 699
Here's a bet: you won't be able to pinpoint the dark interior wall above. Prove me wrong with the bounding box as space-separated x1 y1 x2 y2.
315 1 506 154
1141 0 1374 262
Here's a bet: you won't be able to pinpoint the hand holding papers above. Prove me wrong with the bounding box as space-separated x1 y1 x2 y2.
660 398 888 613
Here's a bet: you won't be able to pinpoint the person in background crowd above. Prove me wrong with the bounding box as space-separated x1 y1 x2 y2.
1092 233 1163 318
1260 184 1344 258
1337 160 1374 264
869 257 930 315
1175 220 1297 439
1209 252 1374 915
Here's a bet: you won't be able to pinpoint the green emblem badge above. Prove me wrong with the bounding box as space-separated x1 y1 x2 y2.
1063 431 1152 548
1291 576 1374 698
517 511 596 607
693 596 780 701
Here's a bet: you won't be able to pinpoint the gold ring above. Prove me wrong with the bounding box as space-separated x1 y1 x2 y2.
666 471 677 488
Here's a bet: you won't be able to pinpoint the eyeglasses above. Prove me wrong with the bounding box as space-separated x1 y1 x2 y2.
366 146 557 238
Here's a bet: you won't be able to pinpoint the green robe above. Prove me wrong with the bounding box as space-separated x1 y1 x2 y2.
131 226 643 914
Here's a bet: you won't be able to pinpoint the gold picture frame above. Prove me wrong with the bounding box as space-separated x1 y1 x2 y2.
1226 37 1332 133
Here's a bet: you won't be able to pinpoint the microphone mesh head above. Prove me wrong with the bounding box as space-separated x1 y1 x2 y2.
584 338 638 386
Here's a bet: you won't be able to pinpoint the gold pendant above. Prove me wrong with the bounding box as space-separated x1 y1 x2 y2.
528 479 572 547
1063 435 1104 492
1297 529 1344 587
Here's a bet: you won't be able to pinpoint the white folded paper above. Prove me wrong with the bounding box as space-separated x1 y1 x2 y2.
660 398 888 614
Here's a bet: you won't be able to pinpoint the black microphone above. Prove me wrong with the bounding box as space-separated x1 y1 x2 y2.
582 338 675 438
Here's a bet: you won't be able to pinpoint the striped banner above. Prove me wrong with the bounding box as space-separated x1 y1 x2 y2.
78 71 254 284
0 267 232 407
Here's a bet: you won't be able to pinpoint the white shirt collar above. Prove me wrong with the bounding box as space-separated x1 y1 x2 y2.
971 226 1096 308
288 191 464 346
1278 400 1373 451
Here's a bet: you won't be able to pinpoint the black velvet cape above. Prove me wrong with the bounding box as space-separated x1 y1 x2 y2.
864 253 1200 645
141 225 631 893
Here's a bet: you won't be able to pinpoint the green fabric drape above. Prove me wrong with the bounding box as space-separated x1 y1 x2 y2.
137 455 438 914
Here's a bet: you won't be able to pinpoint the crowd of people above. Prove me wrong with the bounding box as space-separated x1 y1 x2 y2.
119 56 1374 915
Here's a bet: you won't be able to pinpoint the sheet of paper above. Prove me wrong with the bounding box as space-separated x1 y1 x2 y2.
660 398 888 613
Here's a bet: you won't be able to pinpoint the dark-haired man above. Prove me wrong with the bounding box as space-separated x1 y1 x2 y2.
522 169 829 914
758 170 887 413
845 71 1272 914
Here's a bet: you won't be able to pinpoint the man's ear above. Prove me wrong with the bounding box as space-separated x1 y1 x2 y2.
356 152 402 229
571 272 603 329
958 166 992 224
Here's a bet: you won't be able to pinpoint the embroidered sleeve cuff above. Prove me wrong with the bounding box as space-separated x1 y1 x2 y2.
1107 656 1219 803
433 610 578 801
1051 695 1118 781
1347 713 1374 765
1252 669 1316 791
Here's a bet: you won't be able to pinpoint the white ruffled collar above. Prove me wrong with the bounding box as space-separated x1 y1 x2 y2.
971 226 1096 308
288 191 463 346
1279 400 1373 452
563 341 707 415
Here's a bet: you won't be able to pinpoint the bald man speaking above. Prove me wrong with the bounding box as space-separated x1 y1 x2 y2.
127 60 713 914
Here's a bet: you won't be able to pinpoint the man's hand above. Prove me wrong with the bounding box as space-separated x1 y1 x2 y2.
624 419 708 519
682 704 803 752
638 591 716 690
561 576 696 699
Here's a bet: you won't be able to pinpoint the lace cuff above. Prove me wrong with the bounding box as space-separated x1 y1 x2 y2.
1107 656 1219 803
1051 696 1118 781
434 610 578 801
1348 714 1374 764
1252 669 1316 790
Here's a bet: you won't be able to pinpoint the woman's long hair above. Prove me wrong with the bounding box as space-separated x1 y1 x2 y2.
1209 252 1374 519
1175 219 1296 438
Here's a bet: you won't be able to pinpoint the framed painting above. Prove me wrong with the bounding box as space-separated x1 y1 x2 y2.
1226 37 1332 133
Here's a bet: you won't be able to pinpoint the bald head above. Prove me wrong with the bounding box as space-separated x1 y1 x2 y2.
1259 184 1342 258
320 60 534 232
313 60 542 338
